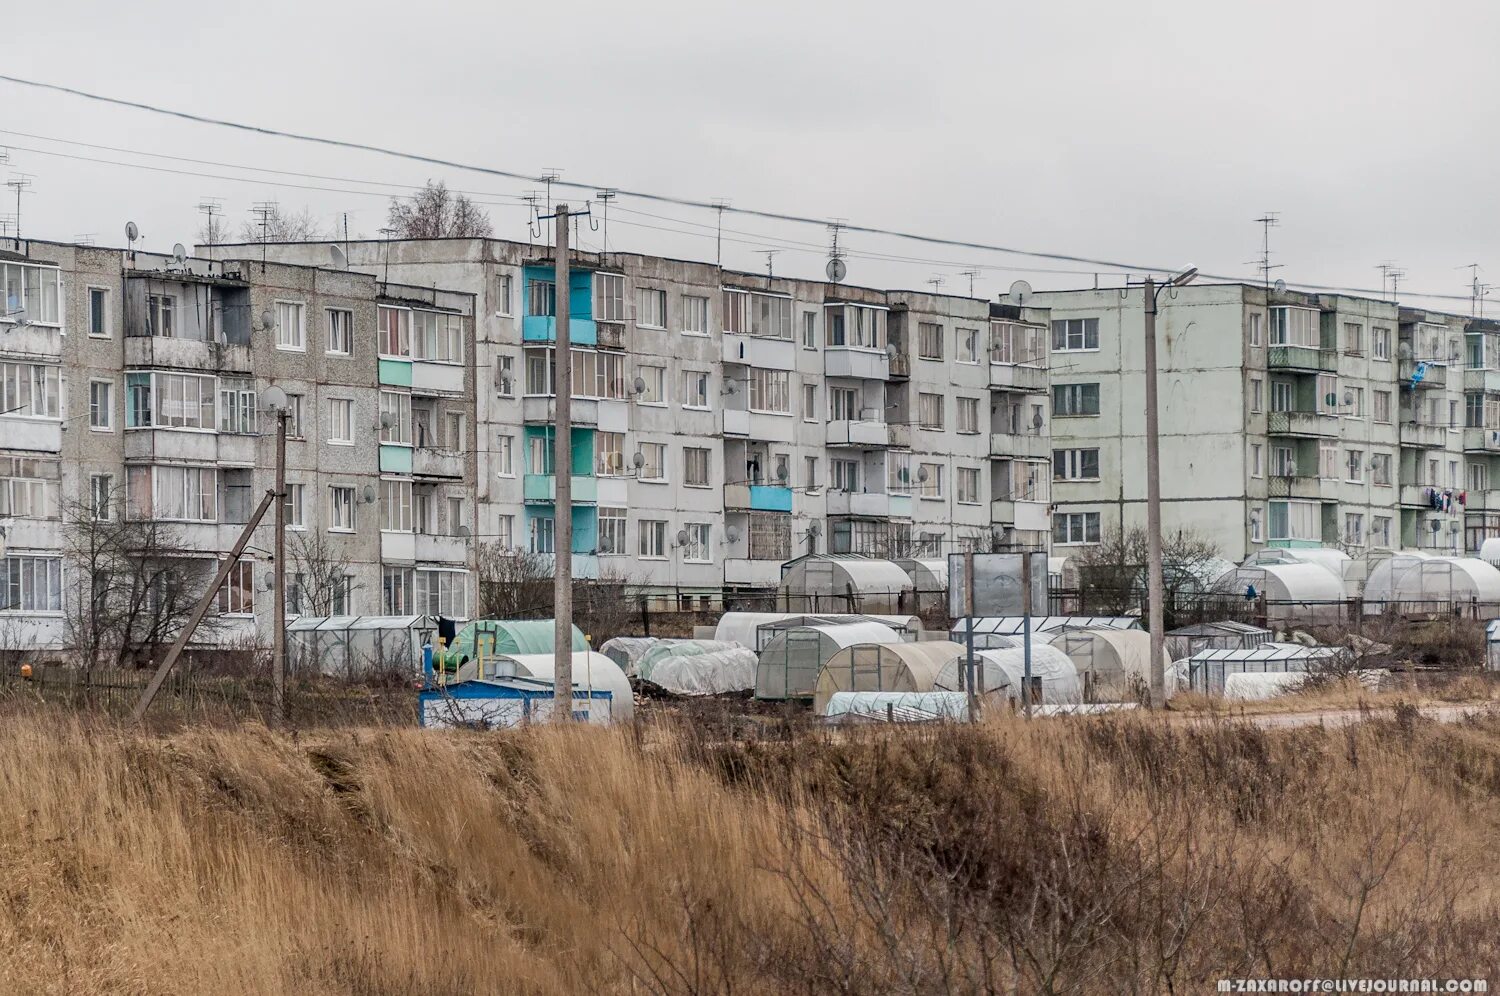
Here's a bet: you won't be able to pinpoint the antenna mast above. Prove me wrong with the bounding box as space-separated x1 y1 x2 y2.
711 199 731 268
760 249 779 281
959 269 980 297
6 175 32 243
594 188 617 254
198 198 223 258
1251 212 1281 289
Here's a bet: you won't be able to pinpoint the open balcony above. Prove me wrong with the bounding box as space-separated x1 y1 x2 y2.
1399 358 1448 390
412 447 465 479
724 483 793 512
826 419 891 448
523 474 598 504
988 362 1048 393
1267 410 1336 439
1267 345 1337 373
989 431 1050 460
1399 421 1452 449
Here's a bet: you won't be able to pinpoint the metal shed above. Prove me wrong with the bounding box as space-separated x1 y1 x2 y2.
777 555 916 614
287 615 435 677
1165 621 1273 661
754 622 902 700
1186 643 1340 695
418 676 613 729
813 640 964 714
932 645 1082 704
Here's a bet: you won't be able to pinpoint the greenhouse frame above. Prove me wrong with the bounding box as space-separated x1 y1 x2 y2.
286 615 436 678
754 622 902 700
812 640 964 714
776 555 916 614
1186 643 1341 695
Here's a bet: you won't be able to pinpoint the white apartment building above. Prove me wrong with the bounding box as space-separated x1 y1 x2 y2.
240 237 1055 605
1031 283 1474 564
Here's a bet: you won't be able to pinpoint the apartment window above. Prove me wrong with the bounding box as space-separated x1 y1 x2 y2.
528 433 553 475
956 397 980 434
326 309 353 355
215 380 255 434
330 575 355 616
1250 443 1263 478
442 411 465 450
1346 449 1364 483
1470 462 1490 493
284 393 305 439
1250 508 1264 543
1344 513 1365 546
1248 312 1262 347
329 486 355 532
917 393 944 429
748 368 790 413
1270 381 1293 413
528 279 557 318
495 514 514 550
992 321 1046 365
0 458 59 520
1319 443 1339 481
684 447 711 487
598 507 627 556
1051 318 1099 351
1268 500 1320 542
1052 383 1100 417
917 322 943 359
414 570 468 617
328 398 354 444
636 287 667 328
90 473 114 521
592 273 623 321
1053 511 1102 545
593 431 622 477
804 456 818 489
637 364 665 404
830 387 858 422
148 294 176 337
282 483 305 528
639 519 667 559
215 560 255 617
674 521 709 564
529 516 555 555
496 434 515 476
1315 374 1338 414
1373 327 1391 360
127 465 217 521
679 293 709 335
682 370 709 408
802 311 816 348
1348 387 1365 417
413 311 464 363
1053 448 1100 481
639 442 666 482
379 391 412 445
123 371 211 429
1374 390 1391 423
802 383 817 421
957 328 980 363
918 462 944 499
0 363 58 421
496 355 515 397
0 556 62 612
957 467 980 504
382 567 413 615
496 273 514 316
1272 446 1296 477
275 301 306 351
1249 377 1263 413
378 305 411 356
380 479 413 532
1372 516 1392 548
87 287 110 337
1343 322 1363 355
1269 307 1317 347
830 459 859 492
1372 452 1392 486
88 379 113 430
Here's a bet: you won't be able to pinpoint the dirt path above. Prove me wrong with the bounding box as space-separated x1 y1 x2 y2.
1191 701 1500 729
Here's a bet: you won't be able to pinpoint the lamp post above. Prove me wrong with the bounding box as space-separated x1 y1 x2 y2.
1142 266 1197 708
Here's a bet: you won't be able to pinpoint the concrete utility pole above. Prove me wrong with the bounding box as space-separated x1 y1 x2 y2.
553 204 574 721
273 406 288 725
1142 276 1166 708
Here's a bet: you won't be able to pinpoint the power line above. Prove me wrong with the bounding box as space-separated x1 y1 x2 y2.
0 74 1486 309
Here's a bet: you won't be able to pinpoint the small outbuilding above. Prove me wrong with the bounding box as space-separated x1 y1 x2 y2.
813 640 964 714
418 676 614 728
755 622 903 700
460 651 633 721
777 555 916 614
932 645 1082 704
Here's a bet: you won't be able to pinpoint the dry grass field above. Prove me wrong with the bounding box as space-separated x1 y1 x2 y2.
0 704 1498 994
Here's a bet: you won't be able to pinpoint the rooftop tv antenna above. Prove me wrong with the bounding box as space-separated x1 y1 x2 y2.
251 201 278 269
826 219 847 284
760 249 780 280
1377 261 1405 302
594 188 617 254
197 198 224 257
1250 212 1281 289
537 170 561 242
71 233 96 247
959 268 980 297
521 190 542 246
1461 263 1491 317
711 198 731 268
5 175 32 242
927 275 946 294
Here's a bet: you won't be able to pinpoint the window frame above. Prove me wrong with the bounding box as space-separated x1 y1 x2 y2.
274 300 307 352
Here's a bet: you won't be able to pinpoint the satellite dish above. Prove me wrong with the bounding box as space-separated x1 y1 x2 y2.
1032 411 1044 430
261 385 288 411
885 343 896 359
1397 341 1413 360
1430 520 1442 533
1273 279 1287 293
125 221 139 243
826 258 847 283
330 245 349 270
361 484 376 504
916 466 930 483
776 464 789 481
172 243 187 263
379 412 394 429
1008 279 1033 302
457 524 472 539
261 572 275 592
632 451 645 469
675 529 690 546
726 527 741 544
260 309 276 330
632 376 646 395
808 522 822 538
1343 390 1354 406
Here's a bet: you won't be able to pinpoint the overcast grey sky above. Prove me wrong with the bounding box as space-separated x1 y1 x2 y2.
2 0 1497 308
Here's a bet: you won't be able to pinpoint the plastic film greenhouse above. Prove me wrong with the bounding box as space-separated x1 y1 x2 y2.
754 622 903 700
812 640 964 714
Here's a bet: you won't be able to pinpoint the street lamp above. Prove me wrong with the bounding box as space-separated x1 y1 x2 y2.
1141 265 1196 708
262 384 290 725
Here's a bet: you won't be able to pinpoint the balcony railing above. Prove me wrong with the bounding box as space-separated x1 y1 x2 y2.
1267 344 1337 373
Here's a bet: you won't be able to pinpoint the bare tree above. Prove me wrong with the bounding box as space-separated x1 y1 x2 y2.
387 180 493 239
474 542 553 619
238 203 330 243
287 531 362 618
61 488 221 673
1073 527 1224 620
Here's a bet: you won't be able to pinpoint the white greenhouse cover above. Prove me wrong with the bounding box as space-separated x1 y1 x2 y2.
826 558 915 593
599 637 662 675
490 652 634 722
1223 671 1310 700
823 691 972 722
932 645 1081 704
1242 547 1352 577
809 622 903 649
647 648 758 696
637 640 743 681
713 612 918 649
1481 539 1500 567
1364 555 1500 603
898 559 949 589
814 640 963 713
1217 563 1344 602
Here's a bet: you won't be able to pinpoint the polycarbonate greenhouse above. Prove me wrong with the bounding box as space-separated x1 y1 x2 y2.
286 615 436 678
754 622 902 700
1048 628 1172 701
812 640 963 714
715 612 921 651
1213 564 1346 623
932 645 1081 704
1165 621 1273 660
1362 555 1500 613
1186 643 1340 695
776 555 916 614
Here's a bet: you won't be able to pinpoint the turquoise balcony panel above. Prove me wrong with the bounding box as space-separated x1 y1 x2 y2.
749 485 793 512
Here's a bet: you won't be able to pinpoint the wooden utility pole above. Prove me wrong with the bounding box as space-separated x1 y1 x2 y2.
552 204 573 721
1143 276 1167 708
272 407 288 725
